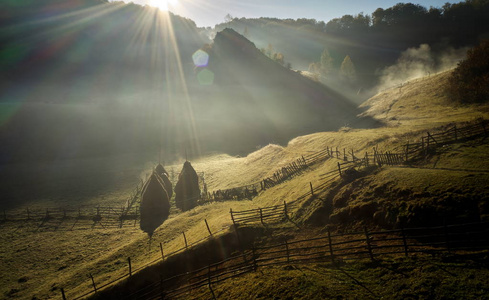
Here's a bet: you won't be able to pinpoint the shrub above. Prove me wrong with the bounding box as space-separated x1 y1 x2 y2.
448 39 489 103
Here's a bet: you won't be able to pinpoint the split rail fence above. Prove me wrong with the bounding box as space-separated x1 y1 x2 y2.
205 149 330 202
229 201 298 226
67 219 227 300
1 180 144 230
117 221 489 300
206 119 487 204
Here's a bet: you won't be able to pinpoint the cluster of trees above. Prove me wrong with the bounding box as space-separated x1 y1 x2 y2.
215 1 489 89
448 40 489 103
259 43 290 68
308 49 356 83
326 1 489 50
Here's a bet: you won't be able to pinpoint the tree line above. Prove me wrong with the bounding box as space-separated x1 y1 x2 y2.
214 1 489 89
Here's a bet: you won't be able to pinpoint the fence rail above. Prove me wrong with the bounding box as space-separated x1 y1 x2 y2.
122 221 489 300
67 219 228 300
204 119 488 205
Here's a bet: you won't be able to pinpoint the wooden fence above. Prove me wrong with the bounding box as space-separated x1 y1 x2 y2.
118 221 489 300
193 119 488 206
66 219 227 300
229 201 298 226
205 150 330 203
0 205 141 230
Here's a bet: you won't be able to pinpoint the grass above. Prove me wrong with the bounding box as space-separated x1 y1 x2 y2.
186 254 489 299
360 70 489 129
2 69 489 299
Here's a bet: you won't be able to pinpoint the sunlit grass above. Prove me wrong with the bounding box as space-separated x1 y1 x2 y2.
2 65 489 298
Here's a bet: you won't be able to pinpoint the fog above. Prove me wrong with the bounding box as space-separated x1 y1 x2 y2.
376 44 468 93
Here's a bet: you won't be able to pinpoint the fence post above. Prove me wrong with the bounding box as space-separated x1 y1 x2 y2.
309 182 314 196
351 149 355 161
337 162 342 177
259 208 265 226
336 147 339 159
343 148 347 161
401 225 409 257
405 142 409 162
127 257 132 276
327 230 335 264
89 273 97 293
157 242 165 261
364 227 374 262
208 262 217 300
205 219 213 236
61 288 67 300
230 209 236 227
252 245 258 271
183 232 188 250
283 201 288 220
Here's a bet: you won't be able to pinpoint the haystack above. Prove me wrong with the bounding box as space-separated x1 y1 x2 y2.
155 164 173 199
174 161 200 211
155 163 168 177
140 172 170 237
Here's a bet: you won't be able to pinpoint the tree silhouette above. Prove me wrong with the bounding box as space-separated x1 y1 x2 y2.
340 55 357 82
320 48 334 78
448 40 489 104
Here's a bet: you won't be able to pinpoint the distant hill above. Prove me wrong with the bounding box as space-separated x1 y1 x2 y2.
187 28 380 154
212 1 489 91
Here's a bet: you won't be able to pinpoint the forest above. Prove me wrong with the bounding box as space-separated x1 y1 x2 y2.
214 1 489 89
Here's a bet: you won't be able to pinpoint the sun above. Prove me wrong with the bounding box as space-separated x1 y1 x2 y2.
149 0 178 11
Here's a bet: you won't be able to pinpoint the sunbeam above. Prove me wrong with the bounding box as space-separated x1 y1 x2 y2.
149 0 178 11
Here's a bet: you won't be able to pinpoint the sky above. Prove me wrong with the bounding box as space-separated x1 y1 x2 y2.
117 0 463 28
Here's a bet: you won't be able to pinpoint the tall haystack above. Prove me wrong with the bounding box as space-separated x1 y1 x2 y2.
174 161 200 211
155 164 173 199
155 163 168 177
140 172 170 237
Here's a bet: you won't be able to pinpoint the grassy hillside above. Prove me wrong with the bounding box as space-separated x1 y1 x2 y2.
2 69 489 299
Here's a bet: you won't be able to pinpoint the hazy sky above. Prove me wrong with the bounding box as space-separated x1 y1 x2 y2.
118 0 462 27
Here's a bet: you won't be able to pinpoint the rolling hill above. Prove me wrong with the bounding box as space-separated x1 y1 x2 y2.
2 68 489 299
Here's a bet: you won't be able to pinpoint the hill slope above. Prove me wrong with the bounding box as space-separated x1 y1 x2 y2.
2 69 489 299
85 68 489 299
